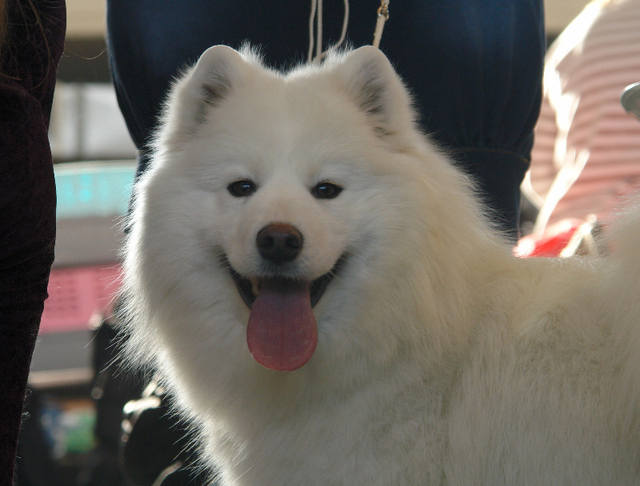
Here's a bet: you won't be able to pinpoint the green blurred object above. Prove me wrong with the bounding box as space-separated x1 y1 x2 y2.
63 408 96 454
41 401 97 458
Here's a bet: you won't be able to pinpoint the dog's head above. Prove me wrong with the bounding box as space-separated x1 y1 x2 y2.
123 46 485 395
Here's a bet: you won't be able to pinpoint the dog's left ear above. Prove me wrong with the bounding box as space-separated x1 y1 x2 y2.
334 46 416 142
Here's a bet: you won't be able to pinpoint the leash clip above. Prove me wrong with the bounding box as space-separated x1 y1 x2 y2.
377 2 390 20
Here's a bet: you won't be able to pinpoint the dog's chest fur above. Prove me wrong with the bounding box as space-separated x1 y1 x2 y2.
204 371 450 486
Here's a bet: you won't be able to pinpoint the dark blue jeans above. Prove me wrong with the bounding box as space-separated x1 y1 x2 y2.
106 0 544 239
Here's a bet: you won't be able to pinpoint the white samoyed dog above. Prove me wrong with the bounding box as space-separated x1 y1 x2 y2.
120 45 640 485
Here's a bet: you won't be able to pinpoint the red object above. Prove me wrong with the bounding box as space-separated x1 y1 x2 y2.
514 220 582 258
39 264 122 333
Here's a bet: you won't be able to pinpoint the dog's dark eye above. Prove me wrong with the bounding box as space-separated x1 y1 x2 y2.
227 180 257 197
311 182 343 199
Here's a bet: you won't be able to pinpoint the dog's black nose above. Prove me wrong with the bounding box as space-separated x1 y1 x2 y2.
256 223 303 264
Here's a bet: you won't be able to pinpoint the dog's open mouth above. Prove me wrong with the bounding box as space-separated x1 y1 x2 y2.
223 256 347 372
228 259 346 309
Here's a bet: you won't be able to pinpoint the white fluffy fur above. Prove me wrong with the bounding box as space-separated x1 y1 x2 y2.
121 45 640 485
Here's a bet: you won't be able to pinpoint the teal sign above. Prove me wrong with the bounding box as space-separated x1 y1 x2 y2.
55 162 136 219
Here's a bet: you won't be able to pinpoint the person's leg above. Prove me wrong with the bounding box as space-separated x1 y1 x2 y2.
106 0 314 178
376 0 545 238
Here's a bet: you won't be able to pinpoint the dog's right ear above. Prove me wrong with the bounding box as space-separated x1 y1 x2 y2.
187 45 246 115
161 45 249 144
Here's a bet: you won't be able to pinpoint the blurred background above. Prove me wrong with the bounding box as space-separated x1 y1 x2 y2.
20 1 595 485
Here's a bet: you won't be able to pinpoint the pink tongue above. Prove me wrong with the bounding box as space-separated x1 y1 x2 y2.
247 279 317 371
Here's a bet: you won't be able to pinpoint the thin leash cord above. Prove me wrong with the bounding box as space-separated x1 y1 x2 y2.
307 0 351 63
307 0 317 62
335 0 350 49
316 0 323 61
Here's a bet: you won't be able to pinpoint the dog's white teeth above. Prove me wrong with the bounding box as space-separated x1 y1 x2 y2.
250 277 261 296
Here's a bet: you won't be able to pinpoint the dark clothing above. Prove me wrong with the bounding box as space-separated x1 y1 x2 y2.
107 0 544 238
0 1 65 483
